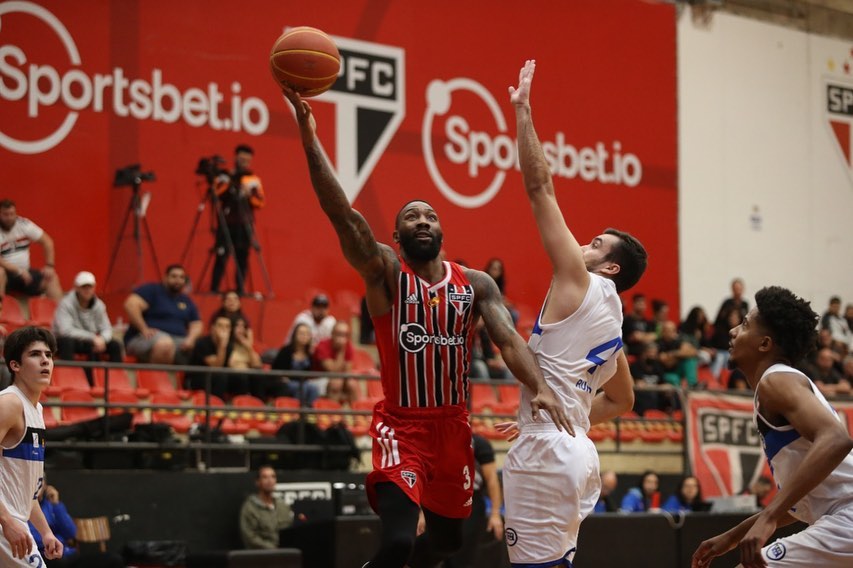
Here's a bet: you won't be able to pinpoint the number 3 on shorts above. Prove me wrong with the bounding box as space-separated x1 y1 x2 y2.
462 465 471 490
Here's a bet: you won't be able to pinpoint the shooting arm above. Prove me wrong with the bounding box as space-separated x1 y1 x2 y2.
589 351 635 425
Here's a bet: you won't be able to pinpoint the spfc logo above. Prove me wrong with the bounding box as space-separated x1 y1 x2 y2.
824 46 853 188
286 32 406 204
448 292 472 315
401 470 417 488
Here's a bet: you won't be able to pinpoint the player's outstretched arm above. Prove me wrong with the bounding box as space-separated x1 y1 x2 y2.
282 88 387 285
588 351 634 426
510 60 588 304
469 270 574 435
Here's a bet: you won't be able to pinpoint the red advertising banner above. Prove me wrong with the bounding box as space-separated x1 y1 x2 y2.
1 0 677 338
687 391 853 498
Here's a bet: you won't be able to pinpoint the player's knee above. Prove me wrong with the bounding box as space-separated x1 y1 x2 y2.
429 527 464 557
383 533 416 565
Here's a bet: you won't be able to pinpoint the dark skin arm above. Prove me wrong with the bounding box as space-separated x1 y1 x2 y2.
283 87 397 317
692 371 853 568
468 269 574 435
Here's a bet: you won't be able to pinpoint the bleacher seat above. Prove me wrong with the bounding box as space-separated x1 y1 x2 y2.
93 368 150 399
190 392 251 435
137 370 189 399
313 398 342 429
470 383 498 413
108 390 149 427
150 392 192 433
273 396 301 424
42 405 59 429
60 390 101 424
27 297 57 328
352 348 378 372
1 296 27 331
349 399 375 436
364 377 383 401
45 367 92 398
232 394 278 435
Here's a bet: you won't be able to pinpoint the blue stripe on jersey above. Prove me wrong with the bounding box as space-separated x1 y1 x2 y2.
511 548 575 568
763 428 801 461
531 310 543 336
2 443 45 462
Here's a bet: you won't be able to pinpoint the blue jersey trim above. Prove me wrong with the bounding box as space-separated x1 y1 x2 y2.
531 310 543 336
763 428 801 461
2 443 45 462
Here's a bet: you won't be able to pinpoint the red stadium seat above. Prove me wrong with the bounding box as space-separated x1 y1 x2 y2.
642 409 671 420
92 368 150 399
470 383 498 413
108 390 149 427
313 398 343 429
189 391 250 435
42 405 59 429
27 297 57 328
45 367 92 398
60 390 100 424
0 296 27 331
232 394 278 435
136 370 189 399
150 393 192 433
273 396 301 424
352 348 378 372
349 399 375 436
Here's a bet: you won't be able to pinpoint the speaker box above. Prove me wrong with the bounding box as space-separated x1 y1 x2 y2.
279 516 380 568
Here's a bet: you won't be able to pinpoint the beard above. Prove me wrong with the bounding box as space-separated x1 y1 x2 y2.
399 231 443 262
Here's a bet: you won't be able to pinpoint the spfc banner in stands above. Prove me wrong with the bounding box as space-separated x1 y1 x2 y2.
687 391 853 498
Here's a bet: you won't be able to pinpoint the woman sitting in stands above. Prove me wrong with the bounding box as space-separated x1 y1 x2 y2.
620 470 662 513
663 475 709 513
272 323 320 406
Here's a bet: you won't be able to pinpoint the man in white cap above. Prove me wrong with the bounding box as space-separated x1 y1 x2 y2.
52 272 122 382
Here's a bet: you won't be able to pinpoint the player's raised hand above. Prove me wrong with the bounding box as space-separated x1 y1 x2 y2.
495 421 520 442
282 87 317 144
530 383 575 436
508 59 536 107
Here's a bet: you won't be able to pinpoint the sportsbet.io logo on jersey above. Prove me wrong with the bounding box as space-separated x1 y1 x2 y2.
400 323 465 354
422 76 644 208
0 1 269 154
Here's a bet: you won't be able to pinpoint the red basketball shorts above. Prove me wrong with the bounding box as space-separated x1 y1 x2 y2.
366 400 474 519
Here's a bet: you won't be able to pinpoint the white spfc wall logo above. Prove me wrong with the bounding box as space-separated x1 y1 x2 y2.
289 32 405 204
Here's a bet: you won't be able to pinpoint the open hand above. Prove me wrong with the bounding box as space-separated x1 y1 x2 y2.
282 87 317 145
495 421 519 442
508 59 536 107
692 532 739 568
530 383 575 436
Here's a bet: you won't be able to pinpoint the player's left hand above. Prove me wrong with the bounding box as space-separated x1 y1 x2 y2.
508 59 535 107
530 384 575 436
495 421 519 442
739 515 775 568
486 512 504 540
42 532 63 560
416 510 426 536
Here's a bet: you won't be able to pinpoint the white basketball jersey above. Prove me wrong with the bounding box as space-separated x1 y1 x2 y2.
754 363 853 524
0 385 46 523
519 274 623 433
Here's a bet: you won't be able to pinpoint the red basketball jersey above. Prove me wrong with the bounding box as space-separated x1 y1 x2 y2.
373 260 477 408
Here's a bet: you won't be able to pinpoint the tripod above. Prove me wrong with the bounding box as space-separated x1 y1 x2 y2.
181 174 273 298
104 179 162 291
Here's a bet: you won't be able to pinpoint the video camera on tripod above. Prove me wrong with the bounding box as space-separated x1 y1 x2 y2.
114 164 156 187
195 155 228 183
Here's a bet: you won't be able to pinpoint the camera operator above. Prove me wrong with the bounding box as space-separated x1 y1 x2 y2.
210 144 265 296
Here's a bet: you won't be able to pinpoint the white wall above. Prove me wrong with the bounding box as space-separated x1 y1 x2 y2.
678 12 853 319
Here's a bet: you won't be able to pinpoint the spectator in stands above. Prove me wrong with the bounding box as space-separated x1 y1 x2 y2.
808 347 849 397
715 277 749 324
846 303 853 335
662 475 708 514
313 321 360 405
271 323 320 406
209 290 250 327
188 315 247 399
28 480 124 568
594 470 619 513
650 299 669 337
286 294 336 347
229 317 265 398
709 279 749 377
53 272 123 379
622 293 656 357
678 306 714 367
743 476 774 509
123 264 202 365
478 327 512 380
483 257 518 326
0 199 62 300
820 296 852 351
620 470 661 513
727 370 750 392
657 320 699 388
843 355 853 385
630 342 667 415
239 465 293 550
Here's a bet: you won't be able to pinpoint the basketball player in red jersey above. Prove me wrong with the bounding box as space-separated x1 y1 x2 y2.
283 88 573 568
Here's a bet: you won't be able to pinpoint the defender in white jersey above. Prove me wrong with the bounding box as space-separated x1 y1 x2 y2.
693 287 853 568
498 61 649 567
0 327 63 565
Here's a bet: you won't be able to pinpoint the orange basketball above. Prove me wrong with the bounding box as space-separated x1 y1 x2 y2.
270 26 341 97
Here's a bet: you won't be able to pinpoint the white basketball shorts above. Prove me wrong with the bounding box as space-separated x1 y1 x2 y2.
754 506 853 567
503 425 600 567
